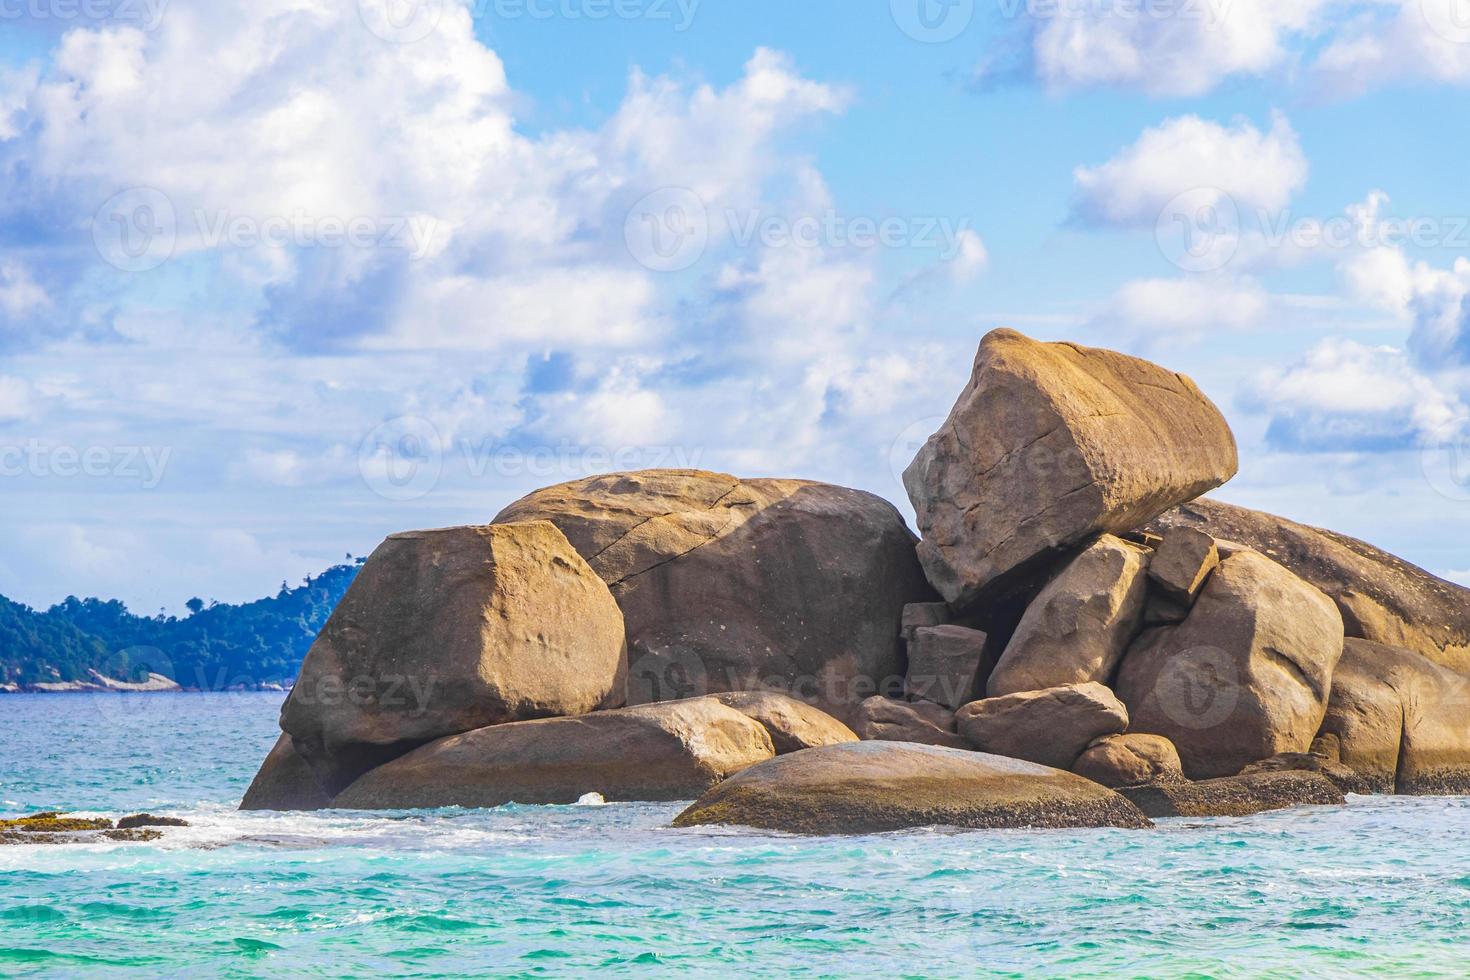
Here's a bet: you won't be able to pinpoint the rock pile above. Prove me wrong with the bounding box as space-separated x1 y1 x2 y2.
243 328 1470 832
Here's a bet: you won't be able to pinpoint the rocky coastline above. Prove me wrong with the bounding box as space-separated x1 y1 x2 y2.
233 328 1470 834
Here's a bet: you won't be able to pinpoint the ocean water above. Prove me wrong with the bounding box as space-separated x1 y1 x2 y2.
2 694 1469 978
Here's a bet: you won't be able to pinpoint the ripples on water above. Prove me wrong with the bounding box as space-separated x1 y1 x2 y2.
2 693 1468 977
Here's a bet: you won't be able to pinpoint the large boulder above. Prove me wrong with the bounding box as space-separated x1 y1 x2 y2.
1318 638 1470 794
709 691 857 754
849 696 969 749
672 741 1151 834
279 522 628 795
955 682 1129 770
1072 733 1184 789
1115 551 1344 779
239 734 333 812
1152 498 1470 674
903 329 1237 609
494 470 935 721
1119 771 1344 818
987 534 1150 696
334 699 775 809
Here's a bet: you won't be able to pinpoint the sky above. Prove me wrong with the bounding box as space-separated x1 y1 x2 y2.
3 0 1470 614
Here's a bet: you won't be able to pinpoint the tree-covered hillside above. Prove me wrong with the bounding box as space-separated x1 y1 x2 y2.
0 559 363 689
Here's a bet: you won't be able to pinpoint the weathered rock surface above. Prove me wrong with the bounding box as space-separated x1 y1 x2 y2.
955 682 1129 770
905 625 988 709
494 470 935 720
987 535 1150 696
1237 753 1368 795
849 697 969 749
1318 638 1470 794
1148 526 1219 606
710 691 858 754
1152 498 1470 674
901 602 952 642
240 733 333 812
1119 771 1344 818
672 741 1152 834
280 522 628 795
1115 551 1345 779
1072 733 1184 788
903 329 1237 609
333 699 775 809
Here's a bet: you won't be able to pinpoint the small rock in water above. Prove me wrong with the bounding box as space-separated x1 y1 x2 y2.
576 792 606 806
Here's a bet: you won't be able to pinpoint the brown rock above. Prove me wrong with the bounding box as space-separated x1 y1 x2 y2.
905 625 988 709
901 602 952 642
710 691 858 754
955 682 1129 770
1142 593 1190 626
494 470 935 721
987 534 1150 696
334 699 775 809
672 741 1152 834
1119 771 1344 818
1151 498 1470 674
280 522 628 795
1115 551 1344 779
116 814 190 830
1072 733 1184 788
239 733 333 812
1318 638 1470 795
1148 526 1219 606
902 328 1238 609
1236 753 1369 795
849 696 968 749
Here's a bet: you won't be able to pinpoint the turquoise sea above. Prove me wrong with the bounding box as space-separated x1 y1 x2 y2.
2 693 1469 978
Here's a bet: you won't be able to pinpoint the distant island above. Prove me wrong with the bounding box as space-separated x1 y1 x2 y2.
0 559 362 692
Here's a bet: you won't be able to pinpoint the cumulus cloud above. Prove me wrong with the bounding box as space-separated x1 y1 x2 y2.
1315 0 1470 94
1072 113 1307 228
1240 338 1468 451
1093 276 1274 337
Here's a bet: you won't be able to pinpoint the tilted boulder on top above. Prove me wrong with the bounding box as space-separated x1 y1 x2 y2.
279 521 628 796
1151 498 1470 675
494 469 937 721
1115 550 1345 779
903 328 1238 609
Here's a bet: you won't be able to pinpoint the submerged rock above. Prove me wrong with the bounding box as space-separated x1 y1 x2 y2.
1318 638 1470 795
1115 551 1344 779
956 682 1129 770
495 470 935 721
672 741 1152 834
709 691 858 754
987 534 1150 696
849 696 969 749
1152 498 1470 675
903 328 1237 609
240 733 333 812
1118 771 1344 818
279 521 628 795
333 698 775 810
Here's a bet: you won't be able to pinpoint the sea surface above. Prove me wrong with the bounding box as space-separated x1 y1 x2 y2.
2 693 1469 978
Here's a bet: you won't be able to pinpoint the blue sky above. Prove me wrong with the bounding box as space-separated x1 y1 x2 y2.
3 0 1470 613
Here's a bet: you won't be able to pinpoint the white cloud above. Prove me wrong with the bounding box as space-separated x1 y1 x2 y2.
1240 338 1467 450
0 261 49 320
1028 0 1332 97
948 229 989 283
1315 0 1470 93
1094 276 1274 337
1073 112 1307 228
0 376 31 423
